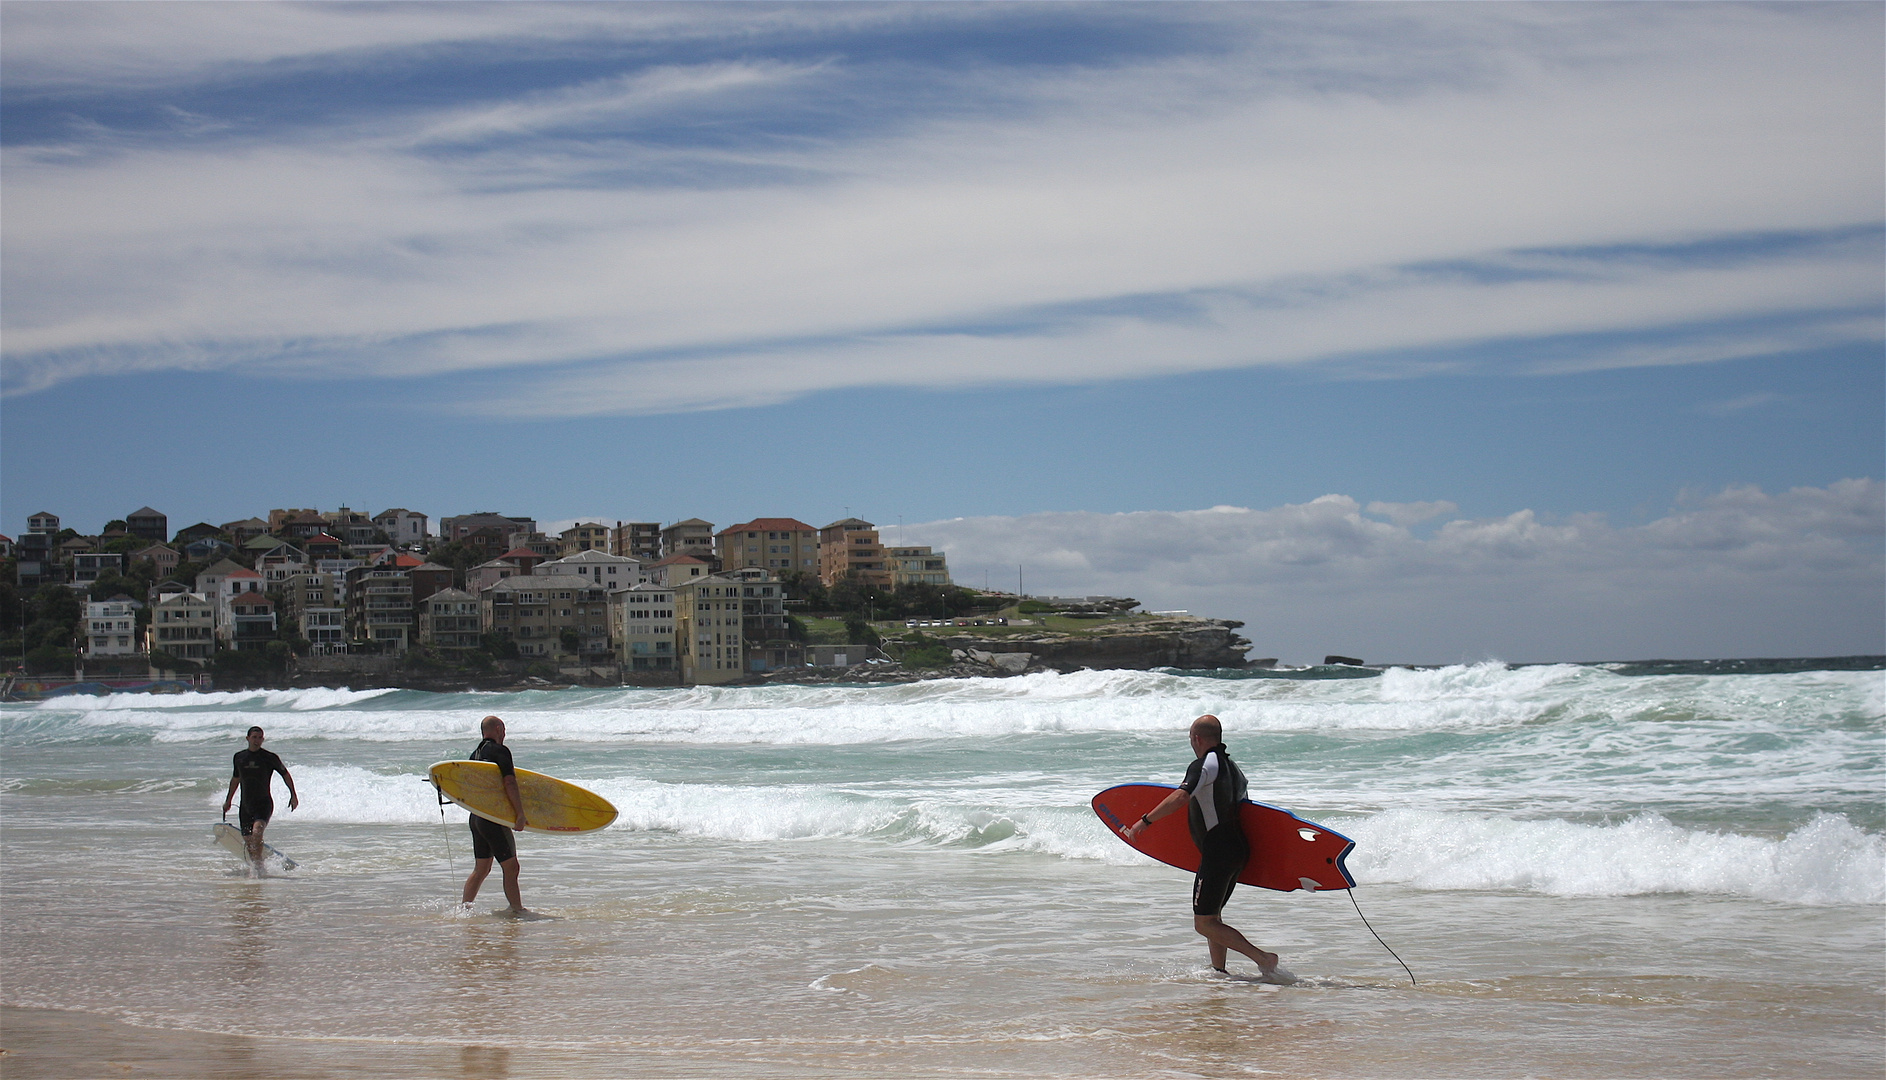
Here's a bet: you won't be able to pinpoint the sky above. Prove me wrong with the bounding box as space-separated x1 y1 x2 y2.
2 2 1881 664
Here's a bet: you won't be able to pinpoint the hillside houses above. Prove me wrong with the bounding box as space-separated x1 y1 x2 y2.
9 506 947 685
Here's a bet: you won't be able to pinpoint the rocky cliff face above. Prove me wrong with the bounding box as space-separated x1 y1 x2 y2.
930 617 1252 672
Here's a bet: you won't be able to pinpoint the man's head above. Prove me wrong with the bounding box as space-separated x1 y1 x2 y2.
481 715 506 743
1188 714 1222 756
246 726 265 746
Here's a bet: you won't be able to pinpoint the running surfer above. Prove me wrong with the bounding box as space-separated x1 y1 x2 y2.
222 725 298 876
461 715 530 913
1123 715 1289 980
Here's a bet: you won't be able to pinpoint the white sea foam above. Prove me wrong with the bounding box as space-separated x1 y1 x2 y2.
1346 808 1886 906
16 664 1882 745
255 768 1884 906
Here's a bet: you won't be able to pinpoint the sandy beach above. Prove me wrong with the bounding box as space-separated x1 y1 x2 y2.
3 669 1880 1078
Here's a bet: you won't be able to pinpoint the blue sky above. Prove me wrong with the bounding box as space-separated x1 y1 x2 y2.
3 2 1880 662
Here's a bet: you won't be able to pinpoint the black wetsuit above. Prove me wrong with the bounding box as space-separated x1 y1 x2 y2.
468 737 519 863
232 748 290 836
1179 744 1248 917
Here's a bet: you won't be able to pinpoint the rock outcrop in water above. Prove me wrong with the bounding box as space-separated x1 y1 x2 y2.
927 616 1253 673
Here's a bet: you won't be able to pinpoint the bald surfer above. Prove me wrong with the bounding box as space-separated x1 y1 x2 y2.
461 715 530 913
1124 715 1289 980
222 725 298 876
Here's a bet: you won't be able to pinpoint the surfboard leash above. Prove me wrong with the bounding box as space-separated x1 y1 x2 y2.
1348 887 1416 987
427 777 455 883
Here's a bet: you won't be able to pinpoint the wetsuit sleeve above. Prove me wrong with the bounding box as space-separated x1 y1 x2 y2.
1178 755 1205 792
232 751 243 778
271 752 290 780
490 743 516 777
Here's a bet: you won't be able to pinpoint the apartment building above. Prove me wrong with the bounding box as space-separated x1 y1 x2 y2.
725 568 801 673
818 518 891 589
229 592 278 652
715 518 819 575
279 570 346 653
418 588 482 657
887 546 952 587
673 573 748 684
149 593 215 662
558 522 611 555
612 521 662 562
346 566 413 652
609 582 676 671
84 599 141 657
660 519 715 562
480 577 611 661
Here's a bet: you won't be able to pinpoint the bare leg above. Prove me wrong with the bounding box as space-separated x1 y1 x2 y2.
463 856 493 903
1194 915 1278 971
496 856 525 912
246 820 268 877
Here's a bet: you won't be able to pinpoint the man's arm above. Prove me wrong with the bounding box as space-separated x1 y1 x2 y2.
277 762 299 811
502 774 528 831
223 776 240 816
1123 787 1190 840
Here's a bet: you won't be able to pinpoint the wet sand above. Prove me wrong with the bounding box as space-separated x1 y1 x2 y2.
0 1006 609 1080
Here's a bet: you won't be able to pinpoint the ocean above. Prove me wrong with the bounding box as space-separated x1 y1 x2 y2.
2 661 1881 1077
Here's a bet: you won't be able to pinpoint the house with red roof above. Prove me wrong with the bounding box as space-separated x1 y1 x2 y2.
715 518 818 575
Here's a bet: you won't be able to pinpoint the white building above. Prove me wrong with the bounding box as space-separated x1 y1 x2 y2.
609 582 676 672
374 508 430 546
84 599 141 657
537 549 644 588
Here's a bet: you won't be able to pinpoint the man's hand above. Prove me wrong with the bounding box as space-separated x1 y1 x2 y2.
513 813 528 832
288 793 299 811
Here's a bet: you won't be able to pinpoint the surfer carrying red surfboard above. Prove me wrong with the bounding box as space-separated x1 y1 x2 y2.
1123 715 1286 979
461 715 531 913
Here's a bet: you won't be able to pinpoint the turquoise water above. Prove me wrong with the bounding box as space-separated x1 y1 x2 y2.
3 662 1881 1076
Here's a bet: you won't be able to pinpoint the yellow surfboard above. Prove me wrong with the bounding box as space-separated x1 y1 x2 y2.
428 760 618 834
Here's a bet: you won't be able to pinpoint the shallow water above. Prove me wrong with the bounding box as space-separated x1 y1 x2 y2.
3 663 1881 1076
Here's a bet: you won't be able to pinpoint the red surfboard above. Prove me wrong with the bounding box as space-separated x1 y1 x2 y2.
1091 784 1356 893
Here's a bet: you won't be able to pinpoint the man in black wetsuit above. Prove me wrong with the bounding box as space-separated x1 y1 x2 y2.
1124 714 1286 979
461 715 530 913
222 725 298 874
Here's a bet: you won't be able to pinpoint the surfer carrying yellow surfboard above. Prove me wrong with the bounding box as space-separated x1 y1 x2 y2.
1123 715 1287 980
461 715 530 913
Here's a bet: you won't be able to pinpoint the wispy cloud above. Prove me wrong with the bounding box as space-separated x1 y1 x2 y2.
1697 392 1783 418
902 480 1885 664
3 4 1879 411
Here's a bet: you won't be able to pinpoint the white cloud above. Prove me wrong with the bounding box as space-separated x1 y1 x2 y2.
1366 501 1458 527
2 5 1879 408
902 480 1885 665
